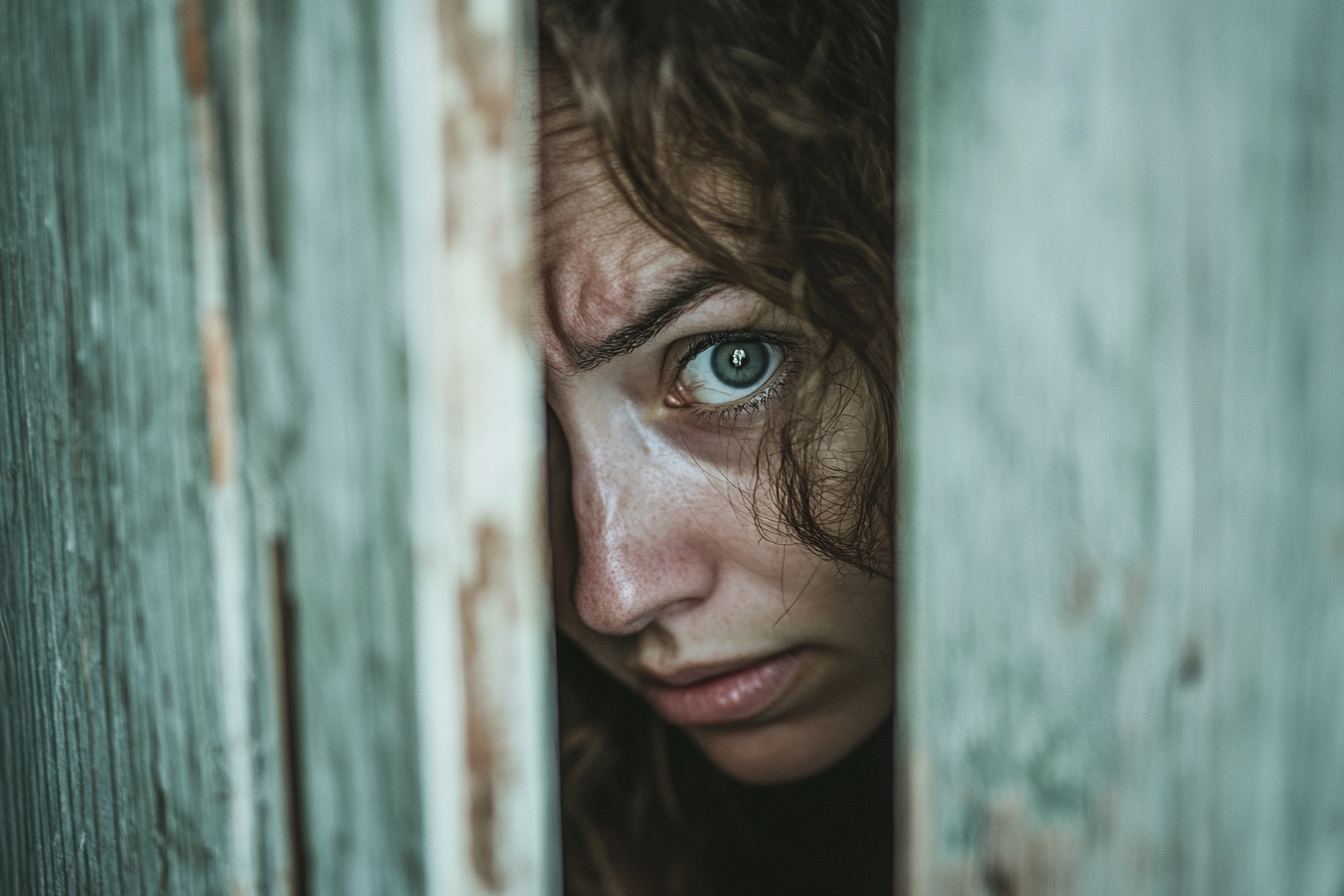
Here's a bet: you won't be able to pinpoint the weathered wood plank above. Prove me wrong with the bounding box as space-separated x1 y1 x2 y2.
390 0 560 893
4 0 557 891
212 1 428 893
900 0 1344 893
1 2 234 893
211 0 559 892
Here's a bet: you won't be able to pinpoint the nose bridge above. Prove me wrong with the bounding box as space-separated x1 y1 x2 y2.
561 401 713 636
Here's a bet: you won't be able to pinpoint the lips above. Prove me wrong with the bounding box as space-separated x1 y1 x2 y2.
640 650 803 727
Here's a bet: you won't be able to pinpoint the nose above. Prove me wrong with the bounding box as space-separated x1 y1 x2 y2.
548 405 716 637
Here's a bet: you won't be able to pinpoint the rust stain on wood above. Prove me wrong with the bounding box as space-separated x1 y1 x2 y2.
459 523 512 891
978 796 1080 896
434 0 532 328
200 307 237 486
440 115 465 241
436 0 514 151
177 0 211 97
915 792 1082 896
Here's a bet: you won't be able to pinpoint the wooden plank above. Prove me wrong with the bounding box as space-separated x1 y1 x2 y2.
390 0 560 893
899 0 1344 892
4 1 556 893
208 1 428 892
1 2 235 893
212 0 559 892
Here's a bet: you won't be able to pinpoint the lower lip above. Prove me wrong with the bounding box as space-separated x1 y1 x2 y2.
643 651 803 727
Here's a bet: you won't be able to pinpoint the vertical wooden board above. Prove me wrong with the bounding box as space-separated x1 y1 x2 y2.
899 0 1344 893
214 0 426 893
392 0 560 893
215 0 559 892
1 2 231 894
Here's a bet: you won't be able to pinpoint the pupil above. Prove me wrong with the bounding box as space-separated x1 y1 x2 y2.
711 342 768 388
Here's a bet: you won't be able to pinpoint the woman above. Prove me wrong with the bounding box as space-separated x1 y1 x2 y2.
539 1 897 892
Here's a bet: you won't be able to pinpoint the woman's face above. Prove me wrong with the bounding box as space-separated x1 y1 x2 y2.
541 116 893 786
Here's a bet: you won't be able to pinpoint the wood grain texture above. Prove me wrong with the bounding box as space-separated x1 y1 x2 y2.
5 1 557 894
1 2 232 893
392 0 560 893
211 1 426 893
214 0 559 893
899 0 1344 893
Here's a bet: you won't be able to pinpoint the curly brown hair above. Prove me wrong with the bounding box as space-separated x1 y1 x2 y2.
540 1 897 893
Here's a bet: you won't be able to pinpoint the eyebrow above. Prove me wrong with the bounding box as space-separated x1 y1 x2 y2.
567 269 730 371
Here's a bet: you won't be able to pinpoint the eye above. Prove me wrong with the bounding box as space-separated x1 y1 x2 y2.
676 339 785 405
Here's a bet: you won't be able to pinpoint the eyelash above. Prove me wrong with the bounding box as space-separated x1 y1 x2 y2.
670 329 796 422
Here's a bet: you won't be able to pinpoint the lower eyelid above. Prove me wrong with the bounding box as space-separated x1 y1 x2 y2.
689 359 795 422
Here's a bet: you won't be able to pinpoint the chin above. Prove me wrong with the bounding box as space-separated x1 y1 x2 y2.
689 710 886 785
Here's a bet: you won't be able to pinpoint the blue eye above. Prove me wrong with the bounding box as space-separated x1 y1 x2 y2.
679 339 784 405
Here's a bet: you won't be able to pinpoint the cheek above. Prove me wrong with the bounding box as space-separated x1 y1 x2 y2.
661 415 769 481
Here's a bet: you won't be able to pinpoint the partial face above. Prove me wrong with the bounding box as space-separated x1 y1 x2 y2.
540 106 893 785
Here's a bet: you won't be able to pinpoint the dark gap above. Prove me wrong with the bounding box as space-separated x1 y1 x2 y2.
268 536 309 896
984 866 1016 896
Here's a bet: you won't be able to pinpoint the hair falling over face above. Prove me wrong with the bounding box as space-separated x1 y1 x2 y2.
539 1 898 893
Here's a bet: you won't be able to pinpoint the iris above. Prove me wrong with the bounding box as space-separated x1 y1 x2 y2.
710 341 771 390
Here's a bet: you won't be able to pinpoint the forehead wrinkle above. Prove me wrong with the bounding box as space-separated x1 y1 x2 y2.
540 257 628 374
568 270 726 370
539 94 726 374
542 253 729 374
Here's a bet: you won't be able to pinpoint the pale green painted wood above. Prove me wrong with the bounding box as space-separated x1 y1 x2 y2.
0 2 233 893
900 0 1344 893
212 0 559 892
213 1 426 893
4 0 558 894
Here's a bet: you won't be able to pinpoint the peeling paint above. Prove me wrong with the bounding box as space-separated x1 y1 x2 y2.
184 11 256 890
980 796 1079 896
400 0 557 891
200 308 237 487
177 0 211 97
459 523 510 892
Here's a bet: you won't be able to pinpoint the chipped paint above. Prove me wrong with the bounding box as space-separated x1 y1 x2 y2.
184 4 256 891
395 0 558 892
177 0 211 97
200 308 237 487
459 523 510 891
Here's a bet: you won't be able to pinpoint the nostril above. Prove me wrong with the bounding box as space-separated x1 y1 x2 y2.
572 572 653 636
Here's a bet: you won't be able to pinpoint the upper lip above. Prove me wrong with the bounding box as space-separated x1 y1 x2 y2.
636 650 796 688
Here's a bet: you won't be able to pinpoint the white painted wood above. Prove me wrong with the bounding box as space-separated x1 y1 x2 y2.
184 3 259 888
392 1 559 895
900 0 1344 893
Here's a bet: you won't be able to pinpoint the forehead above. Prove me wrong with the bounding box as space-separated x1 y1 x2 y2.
539 123 686 366
541 80 740 368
